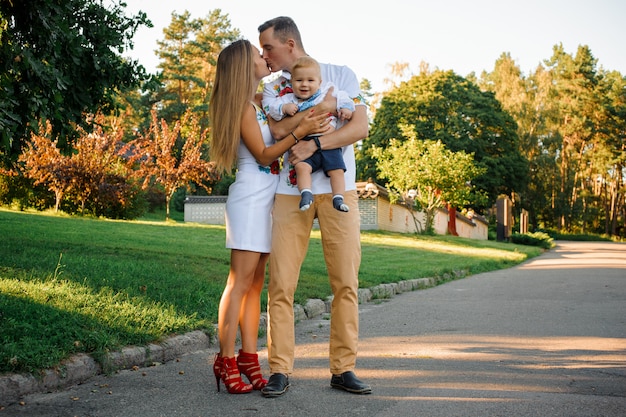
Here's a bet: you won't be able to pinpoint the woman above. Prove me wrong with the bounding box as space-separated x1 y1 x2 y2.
209 39 328 394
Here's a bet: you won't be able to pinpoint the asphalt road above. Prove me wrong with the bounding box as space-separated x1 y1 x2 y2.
2 240 625 416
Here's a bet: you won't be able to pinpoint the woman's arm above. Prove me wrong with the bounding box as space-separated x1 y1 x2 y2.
241 105 330 166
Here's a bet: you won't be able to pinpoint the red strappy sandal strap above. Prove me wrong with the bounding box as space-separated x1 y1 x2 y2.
221 356 253 394
237 350 268 390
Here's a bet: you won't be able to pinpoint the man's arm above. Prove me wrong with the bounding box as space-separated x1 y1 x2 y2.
288 105 368 166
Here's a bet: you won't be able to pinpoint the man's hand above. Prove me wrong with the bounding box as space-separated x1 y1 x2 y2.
288 138 318 165
319 87 337 116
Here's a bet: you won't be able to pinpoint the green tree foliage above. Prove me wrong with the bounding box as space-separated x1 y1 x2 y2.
479 53 555 230
545 44 602 230
597 71 626 236
479 53 545 159
360 70 528 208
373 124 487 233
104 76 162 144
0 0 151 162
359 78 375 119
153 9 239 128
480 44 625 236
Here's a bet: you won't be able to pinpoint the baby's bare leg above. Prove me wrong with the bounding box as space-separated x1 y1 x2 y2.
296 162 314 211
295 162 312 192
328 169 348 212
328 169 345 196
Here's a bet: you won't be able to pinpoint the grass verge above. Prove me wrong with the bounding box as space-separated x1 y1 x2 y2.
0 208 541 375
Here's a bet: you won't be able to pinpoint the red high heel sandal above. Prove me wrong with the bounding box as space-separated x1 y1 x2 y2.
237 350 267 390
213 353 253 394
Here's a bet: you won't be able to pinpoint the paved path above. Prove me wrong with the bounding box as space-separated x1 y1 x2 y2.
2 241 625 416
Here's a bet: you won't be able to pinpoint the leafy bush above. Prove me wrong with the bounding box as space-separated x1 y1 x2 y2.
91 178 148 220
144 184 166 212
172 187 190 212
0 174 54 210
536 228 614 242
510 232 554 249
211 173 235 196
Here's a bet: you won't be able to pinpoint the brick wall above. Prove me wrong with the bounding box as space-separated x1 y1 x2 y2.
357 198 378 230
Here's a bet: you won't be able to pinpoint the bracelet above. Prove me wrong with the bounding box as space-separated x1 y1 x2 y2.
313 136 322 150
290 131 299 143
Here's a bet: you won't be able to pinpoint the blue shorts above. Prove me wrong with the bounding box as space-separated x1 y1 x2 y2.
302 137 346 175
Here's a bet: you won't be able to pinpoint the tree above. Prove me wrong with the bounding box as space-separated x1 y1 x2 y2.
18 116 144 218
478 53 554 230
478 44 625 236
65 118 129 215
596 71 626 235
479 53 541 159
383 61 412 89
18 122 71 211
0 0 151 162
373 124 486 233
359 69 528 208
359 78 376 120
543 44 604 230
126 110 216 220
154 9 239 128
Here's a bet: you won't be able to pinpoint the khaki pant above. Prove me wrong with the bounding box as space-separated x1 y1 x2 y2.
267 191 361 375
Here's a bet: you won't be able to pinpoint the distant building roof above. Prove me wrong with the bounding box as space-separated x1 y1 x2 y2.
356 181 387 199
184 196 227 204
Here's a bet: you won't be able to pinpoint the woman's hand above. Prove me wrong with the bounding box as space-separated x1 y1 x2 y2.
293 110 331 138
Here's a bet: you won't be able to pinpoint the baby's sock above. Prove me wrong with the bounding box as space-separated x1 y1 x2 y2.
299 189 313 211
332 195 349 212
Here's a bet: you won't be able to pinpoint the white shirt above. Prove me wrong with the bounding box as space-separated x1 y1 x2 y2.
262 62 365 195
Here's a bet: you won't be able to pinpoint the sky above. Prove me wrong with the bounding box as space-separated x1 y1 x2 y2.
121 0 625 93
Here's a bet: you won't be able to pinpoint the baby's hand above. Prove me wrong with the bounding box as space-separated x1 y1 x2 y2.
283 103 298 117
338 108 353 121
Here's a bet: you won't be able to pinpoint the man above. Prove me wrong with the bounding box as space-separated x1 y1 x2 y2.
258 16 371 397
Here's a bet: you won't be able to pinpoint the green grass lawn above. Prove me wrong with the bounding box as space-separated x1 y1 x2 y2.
0 208 542 375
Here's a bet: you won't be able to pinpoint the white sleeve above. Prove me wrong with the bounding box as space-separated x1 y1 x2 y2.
319 65 365 108
266 93 297 121
335 89 356 112
262 76 297 120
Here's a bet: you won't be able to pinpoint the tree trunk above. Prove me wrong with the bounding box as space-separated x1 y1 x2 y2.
55 190 62 212
425 208 435 234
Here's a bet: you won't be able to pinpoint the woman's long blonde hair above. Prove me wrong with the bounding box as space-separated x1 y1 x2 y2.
209 39 257 174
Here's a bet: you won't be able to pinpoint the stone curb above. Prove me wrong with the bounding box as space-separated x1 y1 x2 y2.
0 270 467 404
0 331 211 405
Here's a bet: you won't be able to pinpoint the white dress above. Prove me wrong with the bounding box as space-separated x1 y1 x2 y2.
225 104 279 253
